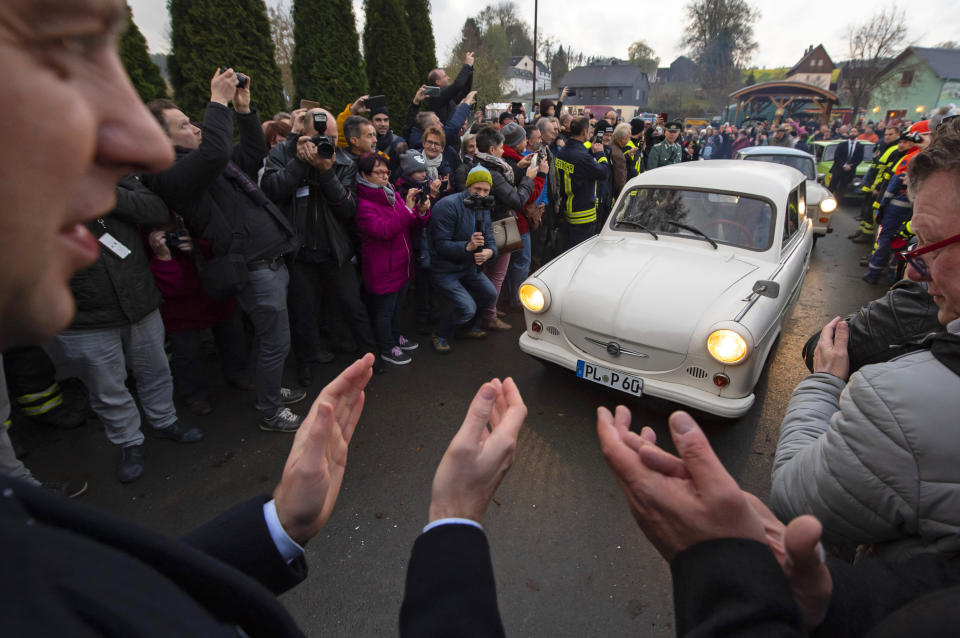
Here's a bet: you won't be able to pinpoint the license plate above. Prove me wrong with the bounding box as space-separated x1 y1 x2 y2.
575 360 643 397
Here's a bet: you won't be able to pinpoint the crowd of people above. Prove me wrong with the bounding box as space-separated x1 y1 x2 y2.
4 3 960 633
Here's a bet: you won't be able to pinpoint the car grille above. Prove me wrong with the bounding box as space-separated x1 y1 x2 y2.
563 325 686 372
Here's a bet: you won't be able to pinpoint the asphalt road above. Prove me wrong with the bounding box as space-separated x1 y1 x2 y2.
22 203 883 637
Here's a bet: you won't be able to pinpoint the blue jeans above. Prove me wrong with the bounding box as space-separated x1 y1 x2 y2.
368 284 408 353
430 270 497 339
503 232 532 310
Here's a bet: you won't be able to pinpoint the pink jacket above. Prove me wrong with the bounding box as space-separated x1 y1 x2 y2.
356 182 430 294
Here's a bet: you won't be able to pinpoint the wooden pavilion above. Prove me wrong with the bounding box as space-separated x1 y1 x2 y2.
729 81 839 125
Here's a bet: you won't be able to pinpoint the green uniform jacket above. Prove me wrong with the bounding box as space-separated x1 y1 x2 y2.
647 141 682 170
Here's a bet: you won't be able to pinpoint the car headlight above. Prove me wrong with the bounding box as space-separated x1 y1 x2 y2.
706 329 748 364
819 197 837 213
519 282 549 313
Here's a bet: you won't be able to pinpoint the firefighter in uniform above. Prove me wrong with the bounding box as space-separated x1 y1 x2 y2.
555 115 610 251
646 121 684 170
850 124 902 244
863 123 928 284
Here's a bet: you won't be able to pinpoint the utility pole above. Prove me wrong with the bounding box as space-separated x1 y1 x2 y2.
532 0 538 112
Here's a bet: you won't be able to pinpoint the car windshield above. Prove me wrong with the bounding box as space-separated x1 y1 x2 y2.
743 154 815 180
822 145 836 162
611 187 774 251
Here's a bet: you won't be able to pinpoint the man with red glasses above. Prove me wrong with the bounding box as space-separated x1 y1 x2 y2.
770 118 960 561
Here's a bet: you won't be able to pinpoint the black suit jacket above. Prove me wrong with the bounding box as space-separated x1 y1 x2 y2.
831 140 864 175
400 524 505 637
0 475 306 637
671 537 960 638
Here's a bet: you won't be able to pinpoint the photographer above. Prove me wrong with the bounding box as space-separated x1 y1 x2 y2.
424 51 475 125
405 88 476 151
145 69 305 434
428 167 499 354
260 108 380 383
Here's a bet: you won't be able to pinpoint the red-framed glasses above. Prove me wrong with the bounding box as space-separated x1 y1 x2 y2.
897 231 960 278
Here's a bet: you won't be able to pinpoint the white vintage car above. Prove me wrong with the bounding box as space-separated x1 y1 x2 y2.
735 145 837 241
518 161 813 418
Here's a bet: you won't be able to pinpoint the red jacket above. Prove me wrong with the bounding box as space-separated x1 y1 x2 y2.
148 243 236 333
501 145 545 234
356 182 430 294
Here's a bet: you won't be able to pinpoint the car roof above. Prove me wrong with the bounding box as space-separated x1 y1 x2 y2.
736 145 815 161
630 160 805 203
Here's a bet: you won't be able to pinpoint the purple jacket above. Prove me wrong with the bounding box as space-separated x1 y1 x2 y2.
356 182 430 294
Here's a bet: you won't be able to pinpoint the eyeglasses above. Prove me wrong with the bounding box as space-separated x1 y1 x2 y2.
423 140 442 148
897 231 960 278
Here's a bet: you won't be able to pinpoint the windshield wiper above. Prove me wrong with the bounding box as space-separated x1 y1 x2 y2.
664 220 719 249
616 219 658 239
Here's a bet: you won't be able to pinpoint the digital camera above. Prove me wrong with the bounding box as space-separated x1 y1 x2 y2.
310 112 336 159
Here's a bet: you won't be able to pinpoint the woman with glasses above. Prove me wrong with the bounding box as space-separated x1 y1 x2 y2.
355 153 431 366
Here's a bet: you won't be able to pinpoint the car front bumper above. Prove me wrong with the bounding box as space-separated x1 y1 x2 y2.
519 332 755 418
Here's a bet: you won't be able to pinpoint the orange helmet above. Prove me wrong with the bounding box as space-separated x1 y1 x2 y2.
908 120 930 135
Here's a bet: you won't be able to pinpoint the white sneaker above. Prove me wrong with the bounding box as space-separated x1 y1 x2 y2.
260 407 303 432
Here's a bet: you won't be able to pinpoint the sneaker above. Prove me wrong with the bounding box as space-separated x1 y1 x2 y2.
460 328 487 339
432 334 452 354
280 387 307 405
398 335 419 351
43 479 88 498
862 271 881 284
155 419 204 443
381 346 412 365
483 317 513 331
117 444 145 484
260 407 303 432
851 233 874 245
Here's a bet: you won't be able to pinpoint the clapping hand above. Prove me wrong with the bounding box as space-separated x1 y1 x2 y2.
428 378 526 523
273 354 374 545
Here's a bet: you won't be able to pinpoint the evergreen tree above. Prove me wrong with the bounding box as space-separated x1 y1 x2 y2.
363 0 418 123
292 0 366 109
168 0 285 119
551 46 569 84
119 4 167 102
405 0 437 82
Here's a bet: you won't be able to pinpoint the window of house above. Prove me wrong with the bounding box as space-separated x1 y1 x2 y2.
604 88 609 97
591 88 597 98
817 59 823 66
618 89 623 99
900 70 914 86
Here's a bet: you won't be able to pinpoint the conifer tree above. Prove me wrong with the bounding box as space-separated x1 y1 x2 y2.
404 0 437 82
119 4 167 102
292 0 367 109
168 0 285 119
364 0 419 122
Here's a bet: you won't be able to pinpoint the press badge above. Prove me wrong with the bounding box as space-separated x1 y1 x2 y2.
98 233 131 259
295 186 310 199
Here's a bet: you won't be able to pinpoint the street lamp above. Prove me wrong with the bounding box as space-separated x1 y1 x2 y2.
532 0 538 110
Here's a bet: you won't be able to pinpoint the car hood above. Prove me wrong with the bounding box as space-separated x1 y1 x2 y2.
806 180 833 204
559 238 760 356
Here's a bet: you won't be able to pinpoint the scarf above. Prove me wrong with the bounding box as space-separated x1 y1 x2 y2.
358 175 396 204
424 153 443 180
475 151 514 184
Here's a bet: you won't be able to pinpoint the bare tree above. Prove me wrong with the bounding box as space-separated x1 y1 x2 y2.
680 0 759 111
268 0 295 105
842 8 908 119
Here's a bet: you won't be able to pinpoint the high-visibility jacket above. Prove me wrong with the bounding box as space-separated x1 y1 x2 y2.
625 140 644 180
555 139 610 225
866 145 902 192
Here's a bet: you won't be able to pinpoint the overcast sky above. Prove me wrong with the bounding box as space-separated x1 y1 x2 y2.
128 0 960 69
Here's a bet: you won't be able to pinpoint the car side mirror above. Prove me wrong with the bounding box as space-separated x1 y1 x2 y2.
752 280 780 298
816 173 825 184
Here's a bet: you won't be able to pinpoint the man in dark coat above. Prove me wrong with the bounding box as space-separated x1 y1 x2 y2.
424 51 475 125
53 176 202 483
830 127 865 197
145 72 306 433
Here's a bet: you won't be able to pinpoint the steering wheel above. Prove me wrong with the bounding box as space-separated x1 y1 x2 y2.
713 218 754 248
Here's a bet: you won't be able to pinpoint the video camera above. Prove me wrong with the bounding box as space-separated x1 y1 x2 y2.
310 112 336 159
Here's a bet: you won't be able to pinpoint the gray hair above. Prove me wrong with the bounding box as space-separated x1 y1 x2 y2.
612 123 631 144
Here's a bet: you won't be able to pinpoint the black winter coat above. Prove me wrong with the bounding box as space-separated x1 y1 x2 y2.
476 156 534 222
144 103 297 263
260 135 358 266
69 175 167 330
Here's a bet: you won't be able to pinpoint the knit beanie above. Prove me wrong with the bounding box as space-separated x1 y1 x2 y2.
630 118 644 135
465 165 493 188
399 150 428 177
501 122 526 148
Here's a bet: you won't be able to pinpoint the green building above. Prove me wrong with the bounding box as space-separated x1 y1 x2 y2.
869 47 960 121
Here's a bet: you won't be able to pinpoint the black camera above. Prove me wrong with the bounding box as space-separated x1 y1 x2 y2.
566 88 576 97
463 194 495 210
164 231 184 250
511 102 523 115
310 112 335 158
219 67 248 89
424 85 441 98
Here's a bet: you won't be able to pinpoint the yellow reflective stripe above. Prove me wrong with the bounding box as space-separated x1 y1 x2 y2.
15 383 59 405
597 156 608 164
20 394 63 416
567 207 597 223
2 418 11 428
